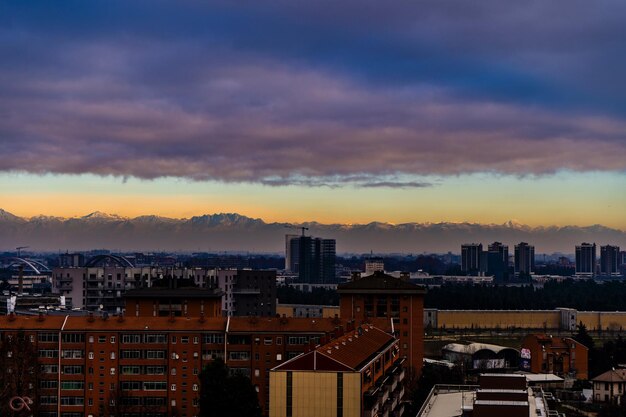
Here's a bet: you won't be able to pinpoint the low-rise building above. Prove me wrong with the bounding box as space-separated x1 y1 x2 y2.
270 325 405 417
521 334 588 380
592 368 626 404
442 342 520 371
416 373 553 417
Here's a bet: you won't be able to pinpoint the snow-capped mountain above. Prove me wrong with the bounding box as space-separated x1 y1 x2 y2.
0 208 624 253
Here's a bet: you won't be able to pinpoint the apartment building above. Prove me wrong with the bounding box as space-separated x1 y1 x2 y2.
0 314 393 417
521 334 589 380
270 326 406 417
338 271 425 374
216 269 277 317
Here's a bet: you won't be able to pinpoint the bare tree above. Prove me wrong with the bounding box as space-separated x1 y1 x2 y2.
0 330 41 416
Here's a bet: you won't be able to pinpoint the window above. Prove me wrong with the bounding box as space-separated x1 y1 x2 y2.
193 336 199 344
276 337 282 345
193 384 199 391
60 397 84 406
120 366 140 375
88 352 94 359
62 350 84 359
147 350 166 359
171 384 177 391
62 365 84 375
62 334 85 343
229 351 250 361
287 336 309 345
181 336 189 344
120 350 141 359
88 335 94 343
110 368 116 375
171 368 177 376
39 349 58 359
40 380 58 389
264 337 272 345
144 334 167 344
98 336 106 343
61 381 84 390
110 336 116 344
203 333 225 344
39 333 59 343
146 366 166 375
110 352 116 360
121 334 141 344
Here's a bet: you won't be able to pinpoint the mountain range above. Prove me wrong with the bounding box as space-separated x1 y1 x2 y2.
0 209 624 254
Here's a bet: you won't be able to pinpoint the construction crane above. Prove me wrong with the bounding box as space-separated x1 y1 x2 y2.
16 246 29 257
284 225 309 236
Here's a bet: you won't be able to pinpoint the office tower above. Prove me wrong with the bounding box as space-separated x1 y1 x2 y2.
487 241 509 281
297 236 336 283
284 234 299 271
576 243 596 276
600 245 621 276
514 242 535 276
461 243 483 275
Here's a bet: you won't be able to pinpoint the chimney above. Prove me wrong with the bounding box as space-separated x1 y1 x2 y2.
18 264 24 296
351 271 361 281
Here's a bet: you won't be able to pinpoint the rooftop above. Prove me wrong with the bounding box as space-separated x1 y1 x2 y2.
337 271 425 295
123 287 223 299
592 368 626 383
273 325 396 372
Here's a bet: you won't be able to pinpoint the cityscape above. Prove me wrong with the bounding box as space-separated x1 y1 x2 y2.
1 1 626 417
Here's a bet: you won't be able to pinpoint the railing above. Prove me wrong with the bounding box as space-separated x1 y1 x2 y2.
415 384 479 417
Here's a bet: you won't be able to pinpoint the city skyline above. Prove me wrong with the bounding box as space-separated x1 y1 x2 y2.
1 1 625 230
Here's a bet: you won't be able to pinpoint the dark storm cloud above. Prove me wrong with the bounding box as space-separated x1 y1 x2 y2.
1 0 625 185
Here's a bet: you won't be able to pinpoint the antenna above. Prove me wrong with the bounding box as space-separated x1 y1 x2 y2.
284 225 309 237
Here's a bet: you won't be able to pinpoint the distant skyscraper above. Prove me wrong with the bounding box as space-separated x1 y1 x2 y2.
487 241 509 281
297 236 336 283
576 243 596 276
461 243 483 275
284 234 299 271
514 242 535 276
600 245 621 276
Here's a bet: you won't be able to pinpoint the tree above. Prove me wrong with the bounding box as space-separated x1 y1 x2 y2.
0 330 41 417
573 321 595 349
199 358 261 417
404 363 464 416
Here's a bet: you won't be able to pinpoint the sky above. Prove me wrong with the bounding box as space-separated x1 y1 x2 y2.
1 1 625 229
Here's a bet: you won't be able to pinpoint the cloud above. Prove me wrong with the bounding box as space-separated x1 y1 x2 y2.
0 1 625 187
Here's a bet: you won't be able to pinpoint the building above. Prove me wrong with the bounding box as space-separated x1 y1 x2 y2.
600 245 621 276
276 304 340 318
441 342 520 371
0 313 389 417
416 373 553 417
294 236 337 284
59 252 86 268
284 234 299 271
217 269 277 317
486 241 509 281
123 286 223 318
337 271 425 374
53 256 224 312
270 325 405 417
576 243 597 276
514 242 535 277
364 258 384 275
461 243 483 275
521 334 588 380
592 368 626 404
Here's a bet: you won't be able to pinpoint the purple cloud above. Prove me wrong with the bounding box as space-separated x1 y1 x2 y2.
0 1 625 186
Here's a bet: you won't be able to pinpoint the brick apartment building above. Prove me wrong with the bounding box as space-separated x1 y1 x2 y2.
0 313 394 417
337 271 426 374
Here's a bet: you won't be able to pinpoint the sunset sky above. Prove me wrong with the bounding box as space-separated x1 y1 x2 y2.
1 1 625 228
